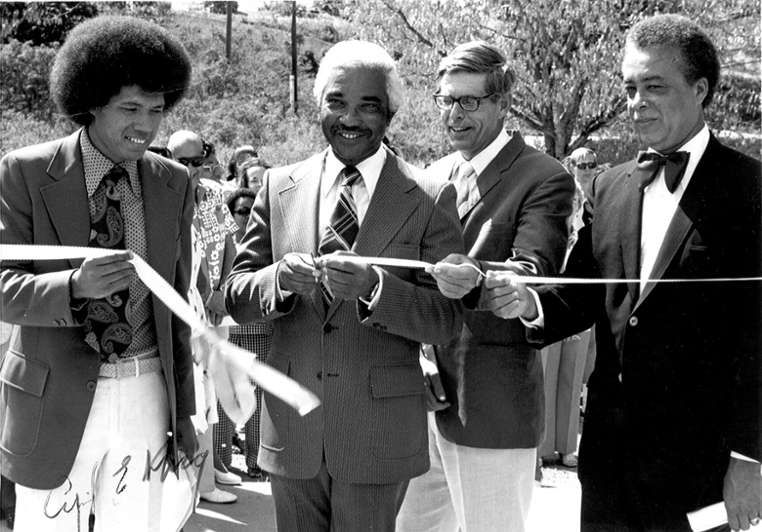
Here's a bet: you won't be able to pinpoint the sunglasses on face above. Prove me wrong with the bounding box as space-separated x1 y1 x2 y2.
177 156 205 168
576 162 597 170
234 207 251 217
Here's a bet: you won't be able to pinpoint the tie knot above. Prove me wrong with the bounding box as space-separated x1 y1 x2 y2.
103 165 128 187
636 150 689 170
340 166 361 187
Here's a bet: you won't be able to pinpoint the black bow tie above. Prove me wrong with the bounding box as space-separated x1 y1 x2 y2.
636 151 690 193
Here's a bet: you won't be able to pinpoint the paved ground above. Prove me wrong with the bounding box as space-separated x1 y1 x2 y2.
183 457 581 532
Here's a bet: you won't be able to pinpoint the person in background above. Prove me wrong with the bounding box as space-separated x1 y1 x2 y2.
217 187 275 480
168 129 240 504
397 40 574 532
225 39 464 531
225 144 258 183
238 156 270 191
567 147 598 199
487 14 761 532
0 16 197 531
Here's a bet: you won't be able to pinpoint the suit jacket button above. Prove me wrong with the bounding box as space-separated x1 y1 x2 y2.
86 381 97 392
53 319 61 326
629 316 638 326
316 372 323 381
323 323 334 334
618 373 623 383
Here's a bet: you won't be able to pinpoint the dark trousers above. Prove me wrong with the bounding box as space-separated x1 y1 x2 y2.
270 460 409 532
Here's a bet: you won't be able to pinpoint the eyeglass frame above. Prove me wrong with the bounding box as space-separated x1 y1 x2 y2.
433 93 496 112
176 155 206 168
575 162 598 170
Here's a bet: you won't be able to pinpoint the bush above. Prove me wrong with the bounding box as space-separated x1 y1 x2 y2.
0 40 59 121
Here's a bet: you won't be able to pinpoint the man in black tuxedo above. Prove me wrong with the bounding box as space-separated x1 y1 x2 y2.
486 14 761 532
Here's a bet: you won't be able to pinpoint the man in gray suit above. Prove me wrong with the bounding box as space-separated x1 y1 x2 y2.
225 40 464 532
397 41 575 532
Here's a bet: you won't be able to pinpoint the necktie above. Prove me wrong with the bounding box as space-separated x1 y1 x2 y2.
636 150 690 193
452 159 477 218
317 166 362 306
84 165 133 359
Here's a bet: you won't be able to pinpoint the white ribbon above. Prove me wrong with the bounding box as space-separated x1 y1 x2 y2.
0 244 320 420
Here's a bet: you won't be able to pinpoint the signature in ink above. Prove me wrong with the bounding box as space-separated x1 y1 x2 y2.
112 455 131 494
143 439 208 504
44 462 98 532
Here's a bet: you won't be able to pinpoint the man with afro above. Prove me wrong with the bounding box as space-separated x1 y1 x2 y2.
0 16 199 531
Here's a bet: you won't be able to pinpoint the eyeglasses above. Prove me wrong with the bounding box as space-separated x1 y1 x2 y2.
433 93 495 112
202 163 220 172
575 162 597 170
177 156 205 168
233 207 251 217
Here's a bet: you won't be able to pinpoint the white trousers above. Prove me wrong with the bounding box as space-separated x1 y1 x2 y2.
397 412 536 532
14 371 175 532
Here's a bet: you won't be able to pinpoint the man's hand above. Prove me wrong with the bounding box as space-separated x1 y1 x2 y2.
420 345 450 412
484 271 538 320
724 457 762 531
277 252 321 296
206 290 228 326
424 253 482 299
316 251 378 301
71 250 135 299
175 416 199 460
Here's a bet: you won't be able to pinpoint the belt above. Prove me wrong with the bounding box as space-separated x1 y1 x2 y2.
99 351 162 379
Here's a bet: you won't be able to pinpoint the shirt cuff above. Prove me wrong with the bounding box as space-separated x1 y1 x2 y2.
731 451 761 464
358 266 383 310
519 288 545 329
274 260 294 303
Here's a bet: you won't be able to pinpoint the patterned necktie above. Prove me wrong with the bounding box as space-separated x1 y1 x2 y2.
636 150 690 193
317 166 362 307
84 165 133 359
452 159 477 218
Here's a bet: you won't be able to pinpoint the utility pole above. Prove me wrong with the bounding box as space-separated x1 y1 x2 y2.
290 1 298 114
225 1 233 61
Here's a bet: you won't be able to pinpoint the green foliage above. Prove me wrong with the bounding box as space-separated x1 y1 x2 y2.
205 1 238 15
0 2 98 45
0 40 59 120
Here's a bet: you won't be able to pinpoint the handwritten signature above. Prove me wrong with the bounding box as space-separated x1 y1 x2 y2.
42 439 208 531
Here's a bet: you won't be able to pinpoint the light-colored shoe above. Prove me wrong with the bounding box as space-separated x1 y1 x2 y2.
561 453 578 468
199 488 238 504
214 469 242 485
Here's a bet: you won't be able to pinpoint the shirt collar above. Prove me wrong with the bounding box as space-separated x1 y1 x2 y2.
462 128 510 175
80 128 139 198
323 145 386 199
647 123 710 191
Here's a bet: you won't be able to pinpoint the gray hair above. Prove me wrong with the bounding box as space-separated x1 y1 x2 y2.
313 40 405 116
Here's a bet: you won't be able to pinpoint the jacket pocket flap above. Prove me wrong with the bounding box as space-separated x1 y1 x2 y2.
370 363 424 398
0 350 50 398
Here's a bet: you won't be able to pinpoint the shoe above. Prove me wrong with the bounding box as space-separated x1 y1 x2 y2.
247 465 269 481
561 453 578 468
214 468 242 485
199 488 238 504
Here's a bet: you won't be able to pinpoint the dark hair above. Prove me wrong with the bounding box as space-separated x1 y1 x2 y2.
146 145 172 158
437 41 517 97
50 16 192 125
202 139 215 158
226 187 257 215
626 14 720 108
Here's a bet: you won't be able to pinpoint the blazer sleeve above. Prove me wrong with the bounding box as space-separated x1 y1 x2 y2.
0 150 80 327
358 180 464 345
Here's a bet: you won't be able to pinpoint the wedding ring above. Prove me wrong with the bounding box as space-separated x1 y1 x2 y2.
750 517 760 526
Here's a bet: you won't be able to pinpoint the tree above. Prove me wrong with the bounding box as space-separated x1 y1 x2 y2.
347 0 760 159
0 2 98 46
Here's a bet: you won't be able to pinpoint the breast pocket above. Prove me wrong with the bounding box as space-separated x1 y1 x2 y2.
0 350 49 457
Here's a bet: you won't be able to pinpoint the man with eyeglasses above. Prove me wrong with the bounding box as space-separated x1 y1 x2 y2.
397 40 574 532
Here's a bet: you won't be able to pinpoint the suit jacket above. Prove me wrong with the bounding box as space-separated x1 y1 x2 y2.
431 132 576 449
535 134 762 516
0 129 196 489
225 148 464 484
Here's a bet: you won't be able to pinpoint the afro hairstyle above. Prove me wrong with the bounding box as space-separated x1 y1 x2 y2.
49 15 192 125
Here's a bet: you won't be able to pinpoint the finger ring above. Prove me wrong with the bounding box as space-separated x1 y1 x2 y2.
751 517 760 526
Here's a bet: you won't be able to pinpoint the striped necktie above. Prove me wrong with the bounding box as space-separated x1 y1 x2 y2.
452 159 477 218
317 166 362 306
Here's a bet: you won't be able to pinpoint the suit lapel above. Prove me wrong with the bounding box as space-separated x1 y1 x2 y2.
619 165 643 304
636 139 716 306
460 133 525 220
40 130 91 269
140 154 183 283
278 152 324 320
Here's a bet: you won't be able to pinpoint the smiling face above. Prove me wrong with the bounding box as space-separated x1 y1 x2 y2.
88 85 165 163
438 71 509 161
622 44 708 154
320 65 391 167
